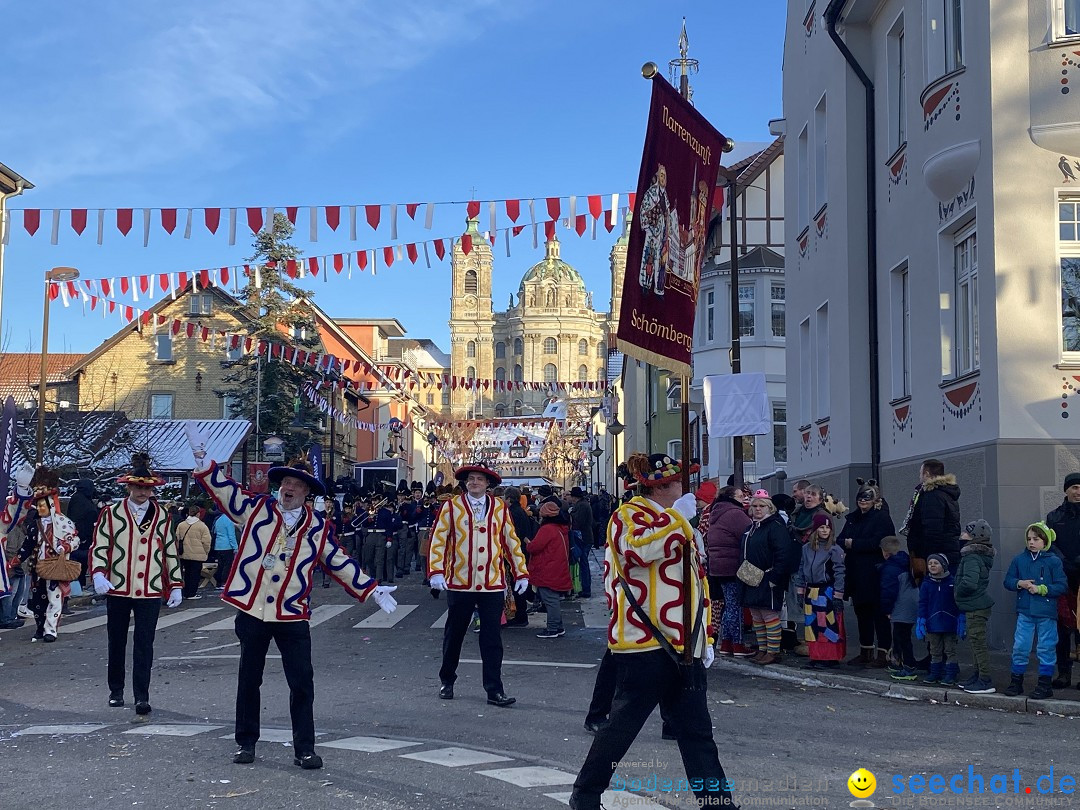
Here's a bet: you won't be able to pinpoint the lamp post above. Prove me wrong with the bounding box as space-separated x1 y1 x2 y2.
590 441 604 493
607 415 624 492
427 432 438 484
38 266 79 464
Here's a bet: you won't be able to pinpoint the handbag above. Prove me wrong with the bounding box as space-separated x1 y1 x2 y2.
736 559 767 587
36 554 81 582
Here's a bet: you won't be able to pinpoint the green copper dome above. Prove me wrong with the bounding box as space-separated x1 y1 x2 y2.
518 236 586 293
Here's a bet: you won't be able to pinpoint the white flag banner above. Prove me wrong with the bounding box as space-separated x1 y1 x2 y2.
703 372 771 437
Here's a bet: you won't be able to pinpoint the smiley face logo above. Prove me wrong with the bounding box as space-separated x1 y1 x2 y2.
847 768 877 798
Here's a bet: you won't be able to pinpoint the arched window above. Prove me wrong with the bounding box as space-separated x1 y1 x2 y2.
597 367 606 383
467 366 476 379
578 339 588 356
578 364 588 382
495 367 506 382
495 341 506 359
513 364 523 382
495 403 506 417
466 340 476 358
514 337 523 355
544 363 558 383
597 341 606 358
543 337 557 354
464 269 478 295
513 400 523 416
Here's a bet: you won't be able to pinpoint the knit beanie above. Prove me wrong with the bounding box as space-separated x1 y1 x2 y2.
963 519 992 543
1025 521 1056 548
539 501 561 519
926 553 950 578
1065 472 1080 492
810 513 832 533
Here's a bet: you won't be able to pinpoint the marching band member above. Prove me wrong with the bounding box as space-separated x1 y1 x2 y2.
187 427 397 770
427 463 528 707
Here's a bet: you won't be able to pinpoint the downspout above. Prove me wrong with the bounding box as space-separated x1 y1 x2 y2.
0 180 29 345
825 0 881 482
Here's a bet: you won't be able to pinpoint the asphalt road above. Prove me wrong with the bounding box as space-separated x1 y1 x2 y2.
1 572 1077 810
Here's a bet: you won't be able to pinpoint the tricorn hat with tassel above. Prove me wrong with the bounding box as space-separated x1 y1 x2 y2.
117 452 165 487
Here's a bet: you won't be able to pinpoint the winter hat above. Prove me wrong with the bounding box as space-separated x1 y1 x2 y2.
694 481 718 503
926 553 950 576
810 513 833 533
1065 472 1080 491
752 488 771 500
539 501 562 519
1025 521 1056 548
963 519 992 543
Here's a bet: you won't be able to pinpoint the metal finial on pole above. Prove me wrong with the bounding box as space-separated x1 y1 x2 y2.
668 17 698 102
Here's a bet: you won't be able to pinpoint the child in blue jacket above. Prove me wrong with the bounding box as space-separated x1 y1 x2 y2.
1003 522 1068 699
916 553 965 685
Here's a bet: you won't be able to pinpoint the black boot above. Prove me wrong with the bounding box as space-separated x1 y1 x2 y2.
1004 673 1025 697
1030 675 1055 700
1052 663 1072 690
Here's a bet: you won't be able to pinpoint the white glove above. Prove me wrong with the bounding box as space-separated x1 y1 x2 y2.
673 493 697 521
385 540 393 549
14 463 35 492
513 578 529 595
703 645 715 669
372 585 398 613
183 423 210 470
166 588 182 608
429 573 447 591
93 572 116 595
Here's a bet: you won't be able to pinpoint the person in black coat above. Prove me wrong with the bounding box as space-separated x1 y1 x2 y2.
839 482 896 667
740 496 794 664
1046 472 1080 688
503 486 537 625
900 459 961 580
65 477 101 586
567 487 595 598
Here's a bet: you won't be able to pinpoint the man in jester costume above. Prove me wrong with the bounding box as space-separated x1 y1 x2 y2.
186 426 397 770
90 453 183 716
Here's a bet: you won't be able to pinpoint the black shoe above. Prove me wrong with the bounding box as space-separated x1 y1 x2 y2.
108 692 124 708
487 692 516 707
135 701 152 715
583 720 608 734
233 747 255 764
0 619 25 629
42 634 57 643
294 753 323 769
439 684 454 700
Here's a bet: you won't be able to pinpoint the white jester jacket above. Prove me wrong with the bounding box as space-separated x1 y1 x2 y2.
606 495 714 657
196 462 376 621
427 494 528 592
91 499 182 599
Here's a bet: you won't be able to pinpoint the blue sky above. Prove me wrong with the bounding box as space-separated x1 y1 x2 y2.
0 1 785 356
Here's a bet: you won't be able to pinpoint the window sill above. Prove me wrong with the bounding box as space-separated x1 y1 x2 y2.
1055 361 1080 370
885 142 908 168
797 424 812 433
939 369 980 389
888 395 912 407
1048 34 1080 48
920 66 967 109
813 203 828 222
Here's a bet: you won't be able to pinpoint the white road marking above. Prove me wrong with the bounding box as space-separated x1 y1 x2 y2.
430 610 448 629
546 791 667 808
318 735 421 753
398 747 513 767
158 654 280 660
354 604 416 629
197 614 237 631
477 766 577 787
57 614 109 634
218 729 323 744
123 724 224 737
14 724 110 736
154 608 223 629
307 604 353 627
191 641 240 654
459 658 595 669
578 596 610 629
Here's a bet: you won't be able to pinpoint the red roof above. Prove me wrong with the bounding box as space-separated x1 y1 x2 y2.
0 352 83 404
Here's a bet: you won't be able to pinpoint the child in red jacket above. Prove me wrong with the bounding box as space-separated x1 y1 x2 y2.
530 501 572 639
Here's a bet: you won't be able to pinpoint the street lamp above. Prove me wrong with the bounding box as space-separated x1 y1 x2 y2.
38 266 79 464
590 440 604 492
427 431 438 484
607 415 624 492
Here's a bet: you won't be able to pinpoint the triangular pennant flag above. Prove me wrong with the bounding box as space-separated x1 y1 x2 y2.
627 192 636 210
120 277 130 295
505 199 520 222
204 208 220 234
161 208 177 234
466 200 480 219
286 206 298 224
159 274 168 292
71 209 88 235
544 221 556 240
406 203 419 220
24 209 40 236
333 254 344 273
575 214 587 236
546 197 560 220
221 267 230 285
588 195 602 220
462 234 472 255
308 257 319 277
286 259 298 278
325 206 340 231
246 207 263 233
383 246 394 267
101 279 112 297
406 243 418 263
434 239 446 261
365 205 381 230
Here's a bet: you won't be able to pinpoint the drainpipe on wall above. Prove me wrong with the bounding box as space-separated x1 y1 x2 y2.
825 0 881 482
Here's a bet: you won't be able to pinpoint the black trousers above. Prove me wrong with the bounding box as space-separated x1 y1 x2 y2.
440 591 505 695
572 650 734 809
215 551 235 586
893 622 915 668
107 595 162 703
586 648 675 733
182 560 204 597
234 612 316 756
854 602 892 650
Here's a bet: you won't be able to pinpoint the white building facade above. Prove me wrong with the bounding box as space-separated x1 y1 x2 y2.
784 0 1080 642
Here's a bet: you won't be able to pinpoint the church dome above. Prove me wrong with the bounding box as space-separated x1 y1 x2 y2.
518 236 586 293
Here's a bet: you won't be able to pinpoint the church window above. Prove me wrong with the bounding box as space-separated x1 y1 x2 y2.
514 338 523 355
597 367 606 383
578 339 588 356
495 367 506 382
513 364 523 382
578 364 588 382
464 269 478 295
466 341 476 358
544 363 558 383
597 341 606 359
467 366 476 379
513 400 523 416
543 337 558 354
495 403 506 417
495 341 506 359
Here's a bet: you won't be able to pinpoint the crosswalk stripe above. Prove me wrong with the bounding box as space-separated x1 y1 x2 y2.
398 747 512 767
545 792 666 809
123 724 224 737
476 766 577 787
307 604 352 627
197 614 236 631
431 610 448 629
14 724 110 735
58 607 221 635
318 735 421 753
58 614 110 635
354 604 416 629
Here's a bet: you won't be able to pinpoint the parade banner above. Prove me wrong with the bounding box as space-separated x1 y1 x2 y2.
0 396 16 496
248 462 271 494
307 443 324 485
616 75 728 377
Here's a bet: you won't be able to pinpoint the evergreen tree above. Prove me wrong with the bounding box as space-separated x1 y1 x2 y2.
219 213 324 461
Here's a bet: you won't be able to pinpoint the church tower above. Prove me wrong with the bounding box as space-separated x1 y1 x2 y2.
449 217 495 418
607 210 631 340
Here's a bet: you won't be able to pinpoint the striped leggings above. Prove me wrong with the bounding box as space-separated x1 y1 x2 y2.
718 580 743 644
749 608 782 654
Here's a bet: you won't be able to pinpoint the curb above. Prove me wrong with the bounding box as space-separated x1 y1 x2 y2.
713 656 1080 718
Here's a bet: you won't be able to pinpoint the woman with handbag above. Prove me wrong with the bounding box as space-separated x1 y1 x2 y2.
739 496 793 665
14 467 81 643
